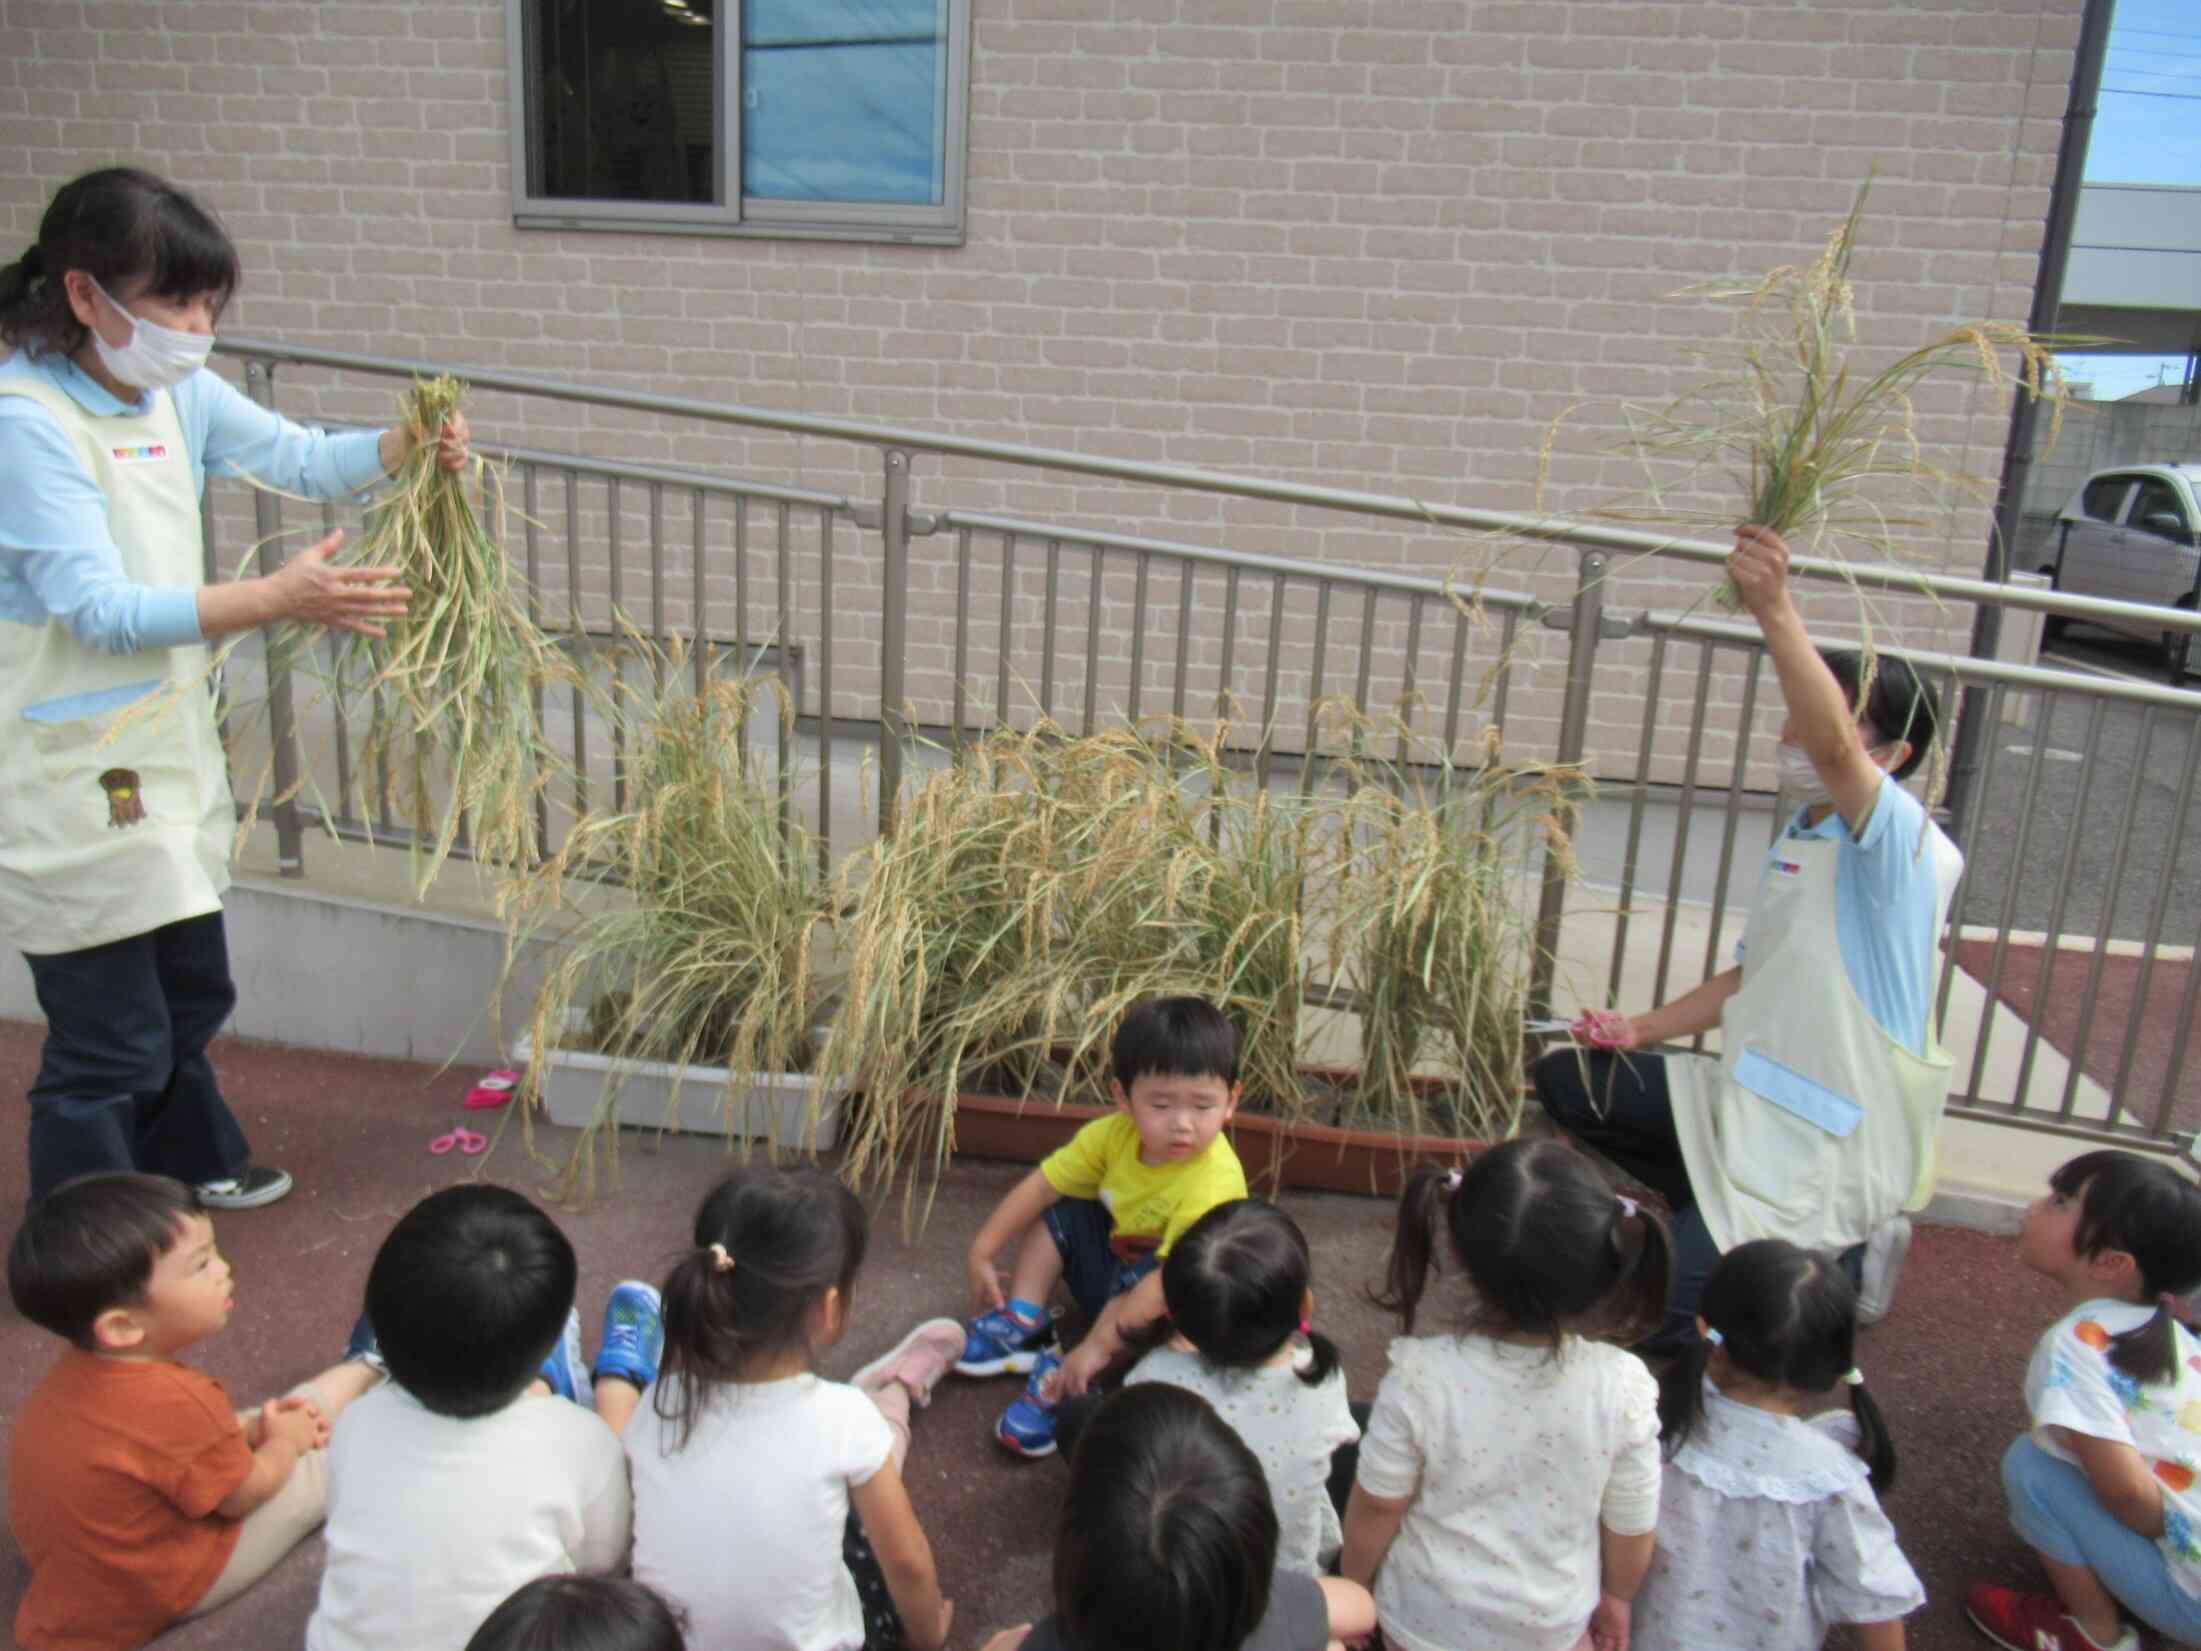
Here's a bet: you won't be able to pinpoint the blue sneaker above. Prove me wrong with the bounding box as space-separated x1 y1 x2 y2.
593 1280 664 1391
956 1300 1056 1377
343 1311 386 1374
538 1308 593 1406
995 1349 1062 1458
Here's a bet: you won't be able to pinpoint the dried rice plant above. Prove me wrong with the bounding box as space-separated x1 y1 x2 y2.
821 713 1566 1225
224 376 564 891
499 650 831 1200
1603 180 2076 614
1331 719 1584 1143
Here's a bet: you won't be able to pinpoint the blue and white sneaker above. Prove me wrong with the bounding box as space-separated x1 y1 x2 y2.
538 1307 593 1406
593 1280 665 1391
995 1349 1063 1458
956 1300 1056 1377
343 1311 386 1374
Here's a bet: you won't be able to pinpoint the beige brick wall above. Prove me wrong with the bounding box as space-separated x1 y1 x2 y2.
0 0 2078 787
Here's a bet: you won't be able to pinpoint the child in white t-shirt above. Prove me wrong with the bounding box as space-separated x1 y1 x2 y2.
626 1166 961 1651
1341 1139 1671 1651
1967 1150 2201 1651
1635 1239 1922 1651
307 1184 664 1651
1117 1198 1359 1575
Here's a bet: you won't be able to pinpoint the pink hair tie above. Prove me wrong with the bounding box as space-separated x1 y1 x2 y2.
1298 1318 1311 1335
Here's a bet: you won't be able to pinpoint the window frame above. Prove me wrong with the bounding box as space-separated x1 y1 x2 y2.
505 0 971 246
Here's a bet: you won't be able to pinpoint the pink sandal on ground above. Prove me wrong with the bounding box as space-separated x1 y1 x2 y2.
463 1069 520 1110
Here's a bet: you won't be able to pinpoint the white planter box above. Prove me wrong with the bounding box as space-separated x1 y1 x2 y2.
514 1035 842 1149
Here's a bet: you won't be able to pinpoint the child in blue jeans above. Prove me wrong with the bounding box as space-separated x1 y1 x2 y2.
955 996 1249 1456
1968 1150 2201 1651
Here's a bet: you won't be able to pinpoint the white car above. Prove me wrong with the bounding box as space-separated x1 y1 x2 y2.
2041 462 2201 676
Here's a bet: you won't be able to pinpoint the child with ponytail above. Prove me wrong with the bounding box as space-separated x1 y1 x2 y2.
1341 1138 1672 1651
1636 1239 1922 1651
624 1167 962 1651
1966 1150 2201 1651
1115 1199 1360 1576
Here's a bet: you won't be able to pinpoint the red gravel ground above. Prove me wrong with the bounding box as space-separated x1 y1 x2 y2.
0 1021 2090 1651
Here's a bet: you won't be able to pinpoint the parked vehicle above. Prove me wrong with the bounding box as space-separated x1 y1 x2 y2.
2039 463 2201 677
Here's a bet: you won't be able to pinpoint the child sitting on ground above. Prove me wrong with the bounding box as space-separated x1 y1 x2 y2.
626 1165 960 1651
465 1575 689 1651
1635 1239 1922 1651
6 1172 382 1651
307 1184 664 1651
956 995 1249 1457
1109 1198 1359 1575
1342 1139 1672 1651
980 1383 1376 1651
1966 1150 2201 1651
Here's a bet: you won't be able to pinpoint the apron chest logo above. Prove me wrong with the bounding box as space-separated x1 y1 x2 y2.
97 768 147 828
108 443 172 464
1772 858 1805 875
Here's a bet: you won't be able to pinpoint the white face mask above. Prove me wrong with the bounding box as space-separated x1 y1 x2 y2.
1773 742 1831 802
87 277 214 392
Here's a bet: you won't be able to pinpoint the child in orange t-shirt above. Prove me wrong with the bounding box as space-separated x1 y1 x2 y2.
6 1172 383 1651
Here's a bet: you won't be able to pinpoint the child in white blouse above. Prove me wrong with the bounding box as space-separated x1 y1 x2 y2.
1119 1198 1360 1575
1340 1139 1672 1651
1636 1239 1921 1651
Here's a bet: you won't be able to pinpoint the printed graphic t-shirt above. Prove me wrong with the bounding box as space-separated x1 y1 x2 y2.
2026 1298 2201 1597
1038 1112 1247 1254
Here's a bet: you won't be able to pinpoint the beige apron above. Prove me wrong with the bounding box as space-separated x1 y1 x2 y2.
1667 826 1956 1254
0 377 232 955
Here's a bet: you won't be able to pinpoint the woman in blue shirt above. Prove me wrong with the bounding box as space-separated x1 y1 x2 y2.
0 167 470 1208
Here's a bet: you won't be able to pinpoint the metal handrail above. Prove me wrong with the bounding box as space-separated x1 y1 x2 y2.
208 335 2201 1155
215 336 2201 637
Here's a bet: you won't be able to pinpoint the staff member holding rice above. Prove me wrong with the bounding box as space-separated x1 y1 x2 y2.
1535 524 1964 1344
0 167 468 1207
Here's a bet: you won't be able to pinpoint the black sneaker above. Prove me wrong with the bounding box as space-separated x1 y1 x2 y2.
195 1166 294 1210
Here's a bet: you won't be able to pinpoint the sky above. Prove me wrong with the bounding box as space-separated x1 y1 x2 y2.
2057 0 2201 400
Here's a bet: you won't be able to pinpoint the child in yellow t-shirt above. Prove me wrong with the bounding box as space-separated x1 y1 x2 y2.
953 996 1248 1458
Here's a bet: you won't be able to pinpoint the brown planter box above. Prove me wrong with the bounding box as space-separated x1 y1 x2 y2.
944 1088 1483 1199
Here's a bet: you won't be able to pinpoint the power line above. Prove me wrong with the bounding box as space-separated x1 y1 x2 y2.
2100 84 2201 100
2111 26 2201 44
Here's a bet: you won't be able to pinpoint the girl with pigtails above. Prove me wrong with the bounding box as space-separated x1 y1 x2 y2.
623 1166 963 1651
1340 1138 1673 1651
1633 1239 1922 1651
1966 1151 2201 1651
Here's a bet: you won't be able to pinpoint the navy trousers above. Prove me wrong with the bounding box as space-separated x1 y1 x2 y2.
23 910 250 1198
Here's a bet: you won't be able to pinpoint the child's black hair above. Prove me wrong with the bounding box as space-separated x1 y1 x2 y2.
1819 648 1939 782
463 1576 687 1651
1055 1383 1278 1651
2050 1149 2201 1385
0 167 241 358
1162 1198 1339 1389
1657 1239 1897 1494
1374 1138 1673 1347
1113 995 1240 1090
7 1172 202 1348
654 1165 868 1450
366 1185 578 1419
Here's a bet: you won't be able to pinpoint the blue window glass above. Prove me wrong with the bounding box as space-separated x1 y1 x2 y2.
742 0 946 206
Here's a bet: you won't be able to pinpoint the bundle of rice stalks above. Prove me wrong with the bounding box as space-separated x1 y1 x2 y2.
500 653 830 1200
1606 180 2076 613
235 376 563 892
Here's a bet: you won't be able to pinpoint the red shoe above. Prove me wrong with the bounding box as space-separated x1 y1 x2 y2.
1965 1582 2136 1651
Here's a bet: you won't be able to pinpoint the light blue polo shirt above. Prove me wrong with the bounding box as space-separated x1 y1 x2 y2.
0 349 385 655
1738 774 1957 1059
